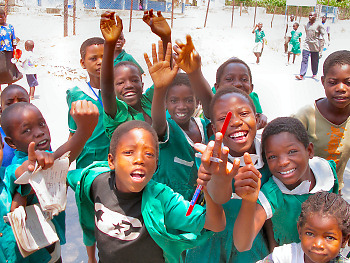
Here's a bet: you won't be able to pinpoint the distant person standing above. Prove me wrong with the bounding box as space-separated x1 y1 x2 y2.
20 40 38 100
284 14 295 54
319 15 331 58
252 22 265 64
0 8 22 90
296 12 325 80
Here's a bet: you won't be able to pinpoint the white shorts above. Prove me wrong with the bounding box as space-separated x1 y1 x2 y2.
253 42 263 53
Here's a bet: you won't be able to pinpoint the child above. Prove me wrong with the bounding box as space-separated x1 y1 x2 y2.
227 117 338 253
68 120 226 262
20 40 38 100
113 31 144 74
185 87 270 263
294 50 350 191
0 8 22 90
0 100 98 262
66 37 110 170
145 39 209 200
100 11 171 138
258 192 350 263
287 22 302 65
252 22 265 64
0 84 30 167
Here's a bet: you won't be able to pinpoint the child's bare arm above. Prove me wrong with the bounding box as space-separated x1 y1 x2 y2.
100 11 123 119
252 25 257 34
232 153 267 252
54 100 99 164
10 192 27 212
86 244 97 263
263 219 279 252
144 41 179 137
173 35 213 119
202 187 226 232
143 10 171 51
256 113 267 129
195 132 240 204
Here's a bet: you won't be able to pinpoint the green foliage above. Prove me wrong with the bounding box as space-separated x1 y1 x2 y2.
318 0 350 8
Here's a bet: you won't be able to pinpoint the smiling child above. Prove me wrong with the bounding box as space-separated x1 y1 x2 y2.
294 50 350 191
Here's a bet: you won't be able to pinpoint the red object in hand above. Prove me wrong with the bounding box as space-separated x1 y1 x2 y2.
13 49 22 60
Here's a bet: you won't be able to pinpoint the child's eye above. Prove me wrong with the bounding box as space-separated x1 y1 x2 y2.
145 152 155 158
132 78 140 83
326 236 336 241
170 99 178 104
288 149 298 154
305 231 314 237
241 78 249 82
116 81 124 86
89 57 97 61
39 121 46 127
22 128 31 134
122 150 133 155
240 111 250 117
186 98 194 103
267 155 276 160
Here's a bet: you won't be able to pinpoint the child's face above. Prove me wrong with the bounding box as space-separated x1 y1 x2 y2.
0 13 6 25
6 107 51 153
298 213 348 263
257 23 263 30
293 23 299 31
1 89 30 112
115 33 125 52
321 64 350 110
114 65 143 107
80 44 104 79
166 84 196 126
108 128 157 193
212 93 257 156
215 63 253 94
264 132 313 190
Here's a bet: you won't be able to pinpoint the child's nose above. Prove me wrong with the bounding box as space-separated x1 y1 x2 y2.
133 152 145 165
278 155 290 166
233 80 243 89
312 237 325 249
230 114 243 127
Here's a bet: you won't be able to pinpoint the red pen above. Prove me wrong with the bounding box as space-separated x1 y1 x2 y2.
186 111 232 216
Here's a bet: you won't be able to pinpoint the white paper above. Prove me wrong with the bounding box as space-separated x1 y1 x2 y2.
15 152 70 216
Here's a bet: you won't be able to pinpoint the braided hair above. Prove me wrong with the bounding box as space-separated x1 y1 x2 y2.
298 192 350 237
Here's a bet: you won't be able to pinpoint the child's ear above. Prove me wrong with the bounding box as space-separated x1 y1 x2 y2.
108 153 115 170
342 234 350 248
4 137 16 150
297 223 302 239
321 76 325 87
213 83 218 92
307 142 314 159
80 58 86 69
250 83 254 93
211 123 216 133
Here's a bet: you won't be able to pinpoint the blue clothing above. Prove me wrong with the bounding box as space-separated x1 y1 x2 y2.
0 24 16 51
0 127 15 167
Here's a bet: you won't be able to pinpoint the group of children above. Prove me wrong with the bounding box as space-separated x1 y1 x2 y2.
1 8 350 263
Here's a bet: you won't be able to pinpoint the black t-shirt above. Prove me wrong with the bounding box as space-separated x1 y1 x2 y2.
91 171 165 263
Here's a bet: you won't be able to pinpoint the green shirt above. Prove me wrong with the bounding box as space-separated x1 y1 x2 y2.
258 158 338 246
103 85 154 139
67 162 212 262
255 29 265 43
153 118 208 201
113 49 144 74
66 82 110 169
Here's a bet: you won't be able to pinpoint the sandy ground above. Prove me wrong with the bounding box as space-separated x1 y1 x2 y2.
5 5 350 261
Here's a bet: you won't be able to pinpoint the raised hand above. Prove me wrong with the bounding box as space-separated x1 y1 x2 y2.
143 9 171 40
173 35 201 74
71 100 99 137
234 152 261 203
144 41 179 90
27 142 55 172
100 11 123 43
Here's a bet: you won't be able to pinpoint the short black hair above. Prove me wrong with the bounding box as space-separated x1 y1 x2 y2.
1 102 37 138
25 40 34 51
166 73 192 98
323 50 350 77
298 192 350 237
80 37 104 59
1 84 29 101
261 117 309 155
216 57 252 85
293 22 299 27
209 86 256 121
114 61 142 76
109 120 159 158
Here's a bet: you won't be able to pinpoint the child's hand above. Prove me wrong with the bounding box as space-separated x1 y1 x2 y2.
256 113 267 130
100 11 123 43
143 9 171 40
71 100 99 137
27 142 55 171
144 41 179 90
173 35 201 74
10 192 27 212
234 153 261 203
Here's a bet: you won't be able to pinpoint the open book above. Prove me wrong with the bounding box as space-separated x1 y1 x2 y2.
15 152 70 217
5 204 59 257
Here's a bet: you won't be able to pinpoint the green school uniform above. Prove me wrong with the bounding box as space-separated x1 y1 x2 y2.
153 118 208 201
113 49 144 74
66 82 110 169
289 30 302 54
258 157 338 246
211 87 263 114
103 85 154 139
186 138 270 263
67 162 212 262
255 29 266 43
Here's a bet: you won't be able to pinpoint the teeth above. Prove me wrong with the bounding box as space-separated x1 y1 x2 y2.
124 92 136 97
230 131 247 138
37 140 47 146
280 168 296 175
176 113 186 117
